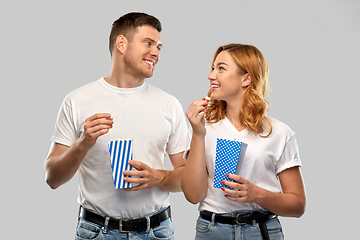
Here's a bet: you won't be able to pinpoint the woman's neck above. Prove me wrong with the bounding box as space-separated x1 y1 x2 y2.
225 100 246 132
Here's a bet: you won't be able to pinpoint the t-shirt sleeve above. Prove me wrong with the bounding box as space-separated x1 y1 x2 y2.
166 98 188 155
50 98 78 147
275 134 302 174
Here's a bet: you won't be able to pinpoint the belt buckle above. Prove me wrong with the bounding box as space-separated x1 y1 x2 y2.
235 212 250 225
119 219 130 233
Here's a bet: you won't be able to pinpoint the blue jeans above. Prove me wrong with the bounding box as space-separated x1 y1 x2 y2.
75 208 174 240
194 213 284 240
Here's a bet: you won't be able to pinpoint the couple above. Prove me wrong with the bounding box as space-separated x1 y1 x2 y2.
44 12 306 240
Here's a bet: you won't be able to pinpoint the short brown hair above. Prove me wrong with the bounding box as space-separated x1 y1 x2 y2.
109 12 162 56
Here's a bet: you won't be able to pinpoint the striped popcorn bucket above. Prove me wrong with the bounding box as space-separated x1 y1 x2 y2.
108 139 134 189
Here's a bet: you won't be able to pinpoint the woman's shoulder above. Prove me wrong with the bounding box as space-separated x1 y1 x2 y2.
267 116 296 139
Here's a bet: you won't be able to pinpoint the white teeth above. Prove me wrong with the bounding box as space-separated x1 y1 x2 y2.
211 85 220 89
145 60 154 66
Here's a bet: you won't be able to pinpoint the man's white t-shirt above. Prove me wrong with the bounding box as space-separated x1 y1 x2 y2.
186 117 302 213
51 78 188 219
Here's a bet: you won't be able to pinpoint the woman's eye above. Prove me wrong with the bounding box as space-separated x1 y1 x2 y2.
219 66 225 71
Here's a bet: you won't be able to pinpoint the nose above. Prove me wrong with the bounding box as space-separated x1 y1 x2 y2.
150 46 160 57
150 49 160 64
208 70 216 81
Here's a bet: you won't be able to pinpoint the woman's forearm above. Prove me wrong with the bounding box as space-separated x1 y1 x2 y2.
181 134 208 204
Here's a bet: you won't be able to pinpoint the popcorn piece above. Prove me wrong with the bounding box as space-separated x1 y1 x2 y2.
204 96 211 106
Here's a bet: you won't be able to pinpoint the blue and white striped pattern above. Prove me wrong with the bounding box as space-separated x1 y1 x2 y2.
213 138 242 189
108 139 133 189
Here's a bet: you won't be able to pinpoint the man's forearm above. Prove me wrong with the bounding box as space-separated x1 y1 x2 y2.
157 165 185 192
44 140 89 189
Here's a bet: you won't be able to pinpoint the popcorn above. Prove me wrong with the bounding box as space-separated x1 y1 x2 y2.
203 96 211 106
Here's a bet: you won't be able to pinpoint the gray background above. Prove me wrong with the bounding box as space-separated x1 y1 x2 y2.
1 0 359 239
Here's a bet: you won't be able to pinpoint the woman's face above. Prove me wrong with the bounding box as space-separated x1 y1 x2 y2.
208 51 247 102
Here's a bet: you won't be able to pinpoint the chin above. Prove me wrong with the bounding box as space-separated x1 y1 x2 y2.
144 70 154 79
210 95 225 102
210 93 219 100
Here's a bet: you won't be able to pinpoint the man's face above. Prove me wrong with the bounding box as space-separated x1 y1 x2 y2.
123 25 162 80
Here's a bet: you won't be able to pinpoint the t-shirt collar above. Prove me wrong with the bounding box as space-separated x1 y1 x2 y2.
99 77 147 94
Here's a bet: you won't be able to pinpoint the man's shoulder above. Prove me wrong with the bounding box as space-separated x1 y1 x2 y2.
65 79 102 101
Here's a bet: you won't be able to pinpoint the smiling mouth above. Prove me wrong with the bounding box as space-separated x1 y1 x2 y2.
210 84 220 90
144 59 155 66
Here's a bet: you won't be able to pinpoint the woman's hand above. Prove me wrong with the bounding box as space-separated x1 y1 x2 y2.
186 98 209 136
221 167 306 218
221 174 260 203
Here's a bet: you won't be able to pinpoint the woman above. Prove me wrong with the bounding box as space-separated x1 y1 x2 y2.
182 43 306 240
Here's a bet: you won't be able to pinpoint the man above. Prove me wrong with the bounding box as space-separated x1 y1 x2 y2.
44 12 187 239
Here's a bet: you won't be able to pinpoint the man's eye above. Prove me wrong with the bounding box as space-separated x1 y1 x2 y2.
145 42 151 46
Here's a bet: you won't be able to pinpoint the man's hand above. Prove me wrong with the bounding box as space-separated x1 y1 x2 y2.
80 113 114 149
45 113 113 189
122 152 185 192
122 160 166 191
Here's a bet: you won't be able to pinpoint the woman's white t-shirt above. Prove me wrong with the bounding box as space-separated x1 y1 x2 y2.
186 117 302 213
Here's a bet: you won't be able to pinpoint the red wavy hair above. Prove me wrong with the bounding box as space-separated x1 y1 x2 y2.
205 43 272 137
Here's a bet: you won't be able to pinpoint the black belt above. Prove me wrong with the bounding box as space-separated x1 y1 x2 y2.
79 206 171 233
200 210 277 240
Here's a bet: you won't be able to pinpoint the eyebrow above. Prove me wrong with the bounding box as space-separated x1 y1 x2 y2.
213 62 228 68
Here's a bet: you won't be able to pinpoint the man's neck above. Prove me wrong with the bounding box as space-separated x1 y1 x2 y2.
105 70 145 88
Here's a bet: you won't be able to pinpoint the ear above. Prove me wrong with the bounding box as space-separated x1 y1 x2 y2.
115 35 127 54
242 73 252 87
